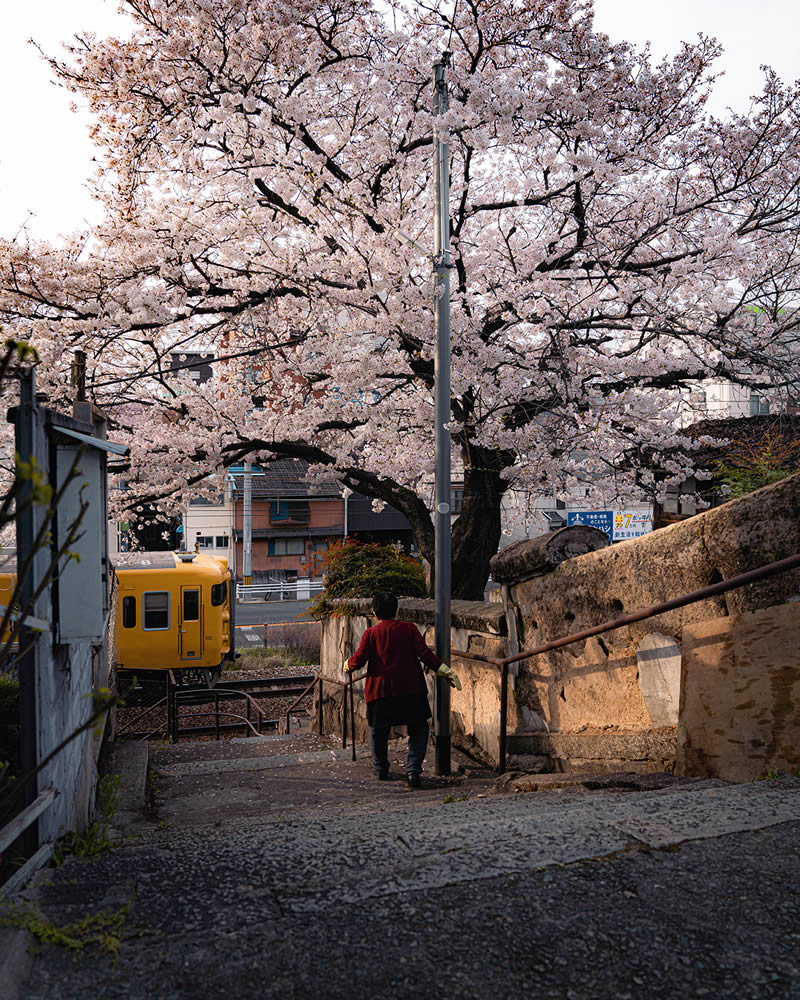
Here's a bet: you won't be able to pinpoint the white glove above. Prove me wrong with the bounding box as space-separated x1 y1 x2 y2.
437 664 462 690
343 661 353 673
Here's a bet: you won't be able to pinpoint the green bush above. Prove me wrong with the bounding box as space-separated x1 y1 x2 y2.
0 674 19 718
308 541 426 618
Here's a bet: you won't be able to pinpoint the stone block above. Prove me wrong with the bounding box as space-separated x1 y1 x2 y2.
678 601 800 782
490 524 609 584
637 633 681 726
506 730 677 770
508 472 800 734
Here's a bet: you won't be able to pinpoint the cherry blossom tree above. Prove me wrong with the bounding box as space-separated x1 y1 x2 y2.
2 0 799 597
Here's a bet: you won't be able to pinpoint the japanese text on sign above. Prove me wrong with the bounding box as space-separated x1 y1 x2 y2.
567 509 652 541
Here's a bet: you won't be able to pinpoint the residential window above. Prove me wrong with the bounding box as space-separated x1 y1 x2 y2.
196 536 214 549
268 537 305 556
749 392 770 416
122 596 136 628
215 535 229 548
450 488 464 514
143 592 170 630
269 500 310 524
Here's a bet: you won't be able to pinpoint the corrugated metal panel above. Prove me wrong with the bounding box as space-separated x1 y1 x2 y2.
52 426 129 455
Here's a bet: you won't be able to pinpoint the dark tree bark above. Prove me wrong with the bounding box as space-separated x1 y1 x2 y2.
448 442 516 600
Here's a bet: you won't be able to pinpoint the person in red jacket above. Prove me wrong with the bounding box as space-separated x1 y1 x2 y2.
344 592 460 788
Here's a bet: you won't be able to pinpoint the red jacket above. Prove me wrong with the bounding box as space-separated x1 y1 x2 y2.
347 618 442 703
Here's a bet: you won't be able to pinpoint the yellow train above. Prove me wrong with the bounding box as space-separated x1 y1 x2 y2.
1 551 234 682
113 551 234 679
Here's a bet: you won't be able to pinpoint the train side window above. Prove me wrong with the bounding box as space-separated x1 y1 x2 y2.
183 589 200 621
143 591 170 630
211 581 227 607
122 596 136 628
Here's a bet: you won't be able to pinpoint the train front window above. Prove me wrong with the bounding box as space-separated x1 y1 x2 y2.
183 589 200 621
143 591 170 630
122 596 136 628
211 581 227 607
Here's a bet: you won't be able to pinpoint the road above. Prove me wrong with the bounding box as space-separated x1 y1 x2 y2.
234 598 313 626
233 599 316 650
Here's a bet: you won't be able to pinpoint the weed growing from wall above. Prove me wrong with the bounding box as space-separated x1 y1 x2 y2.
52 773 121 864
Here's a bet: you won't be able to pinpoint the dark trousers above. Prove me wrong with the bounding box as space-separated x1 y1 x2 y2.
369 720 429 777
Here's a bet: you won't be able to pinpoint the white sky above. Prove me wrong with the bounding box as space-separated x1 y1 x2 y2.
1 0 798 241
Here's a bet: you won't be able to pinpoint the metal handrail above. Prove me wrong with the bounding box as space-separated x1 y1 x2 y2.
172 707 263 739
286 671 364 763
0 787 55 856
172 687 266 741
449 552 800 774
0 787 56 896
284 673 320 734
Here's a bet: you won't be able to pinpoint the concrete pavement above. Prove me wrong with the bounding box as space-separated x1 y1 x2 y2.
4 733 800 999
234 599 313 627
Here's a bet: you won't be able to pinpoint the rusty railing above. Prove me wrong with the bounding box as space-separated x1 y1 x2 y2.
286 671 363 762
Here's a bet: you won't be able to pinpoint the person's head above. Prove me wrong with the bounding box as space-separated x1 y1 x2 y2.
372 592 398 620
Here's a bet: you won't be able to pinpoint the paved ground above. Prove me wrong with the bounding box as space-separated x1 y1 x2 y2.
234 599 312 627
4 734 800 999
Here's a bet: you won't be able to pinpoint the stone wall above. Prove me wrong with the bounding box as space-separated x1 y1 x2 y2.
315 600 508 763
678 601 800 781
493 473 800 748
316 473 800 773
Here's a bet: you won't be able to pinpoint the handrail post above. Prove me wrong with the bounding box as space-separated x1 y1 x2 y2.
499 661 509 774
342 675 348 749
349 674 356 761
168 672 179 744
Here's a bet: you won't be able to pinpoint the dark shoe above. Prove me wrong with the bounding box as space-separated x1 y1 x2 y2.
407 773 421 788
377 771 390 781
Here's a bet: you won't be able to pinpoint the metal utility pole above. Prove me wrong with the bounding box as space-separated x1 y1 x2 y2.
243 462 252 585
433 54 452 776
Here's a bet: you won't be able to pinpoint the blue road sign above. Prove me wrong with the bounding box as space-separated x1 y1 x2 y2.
567 510 614 537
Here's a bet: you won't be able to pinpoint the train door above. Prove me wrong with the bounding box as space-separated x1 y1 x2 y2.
179 586 202 660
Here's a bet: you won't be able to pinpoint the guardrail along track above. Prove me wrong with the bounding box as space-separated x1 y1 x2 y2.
118 672 319 742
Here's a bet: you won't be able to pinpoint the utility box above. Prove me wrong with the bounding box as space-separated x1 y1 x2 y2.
53 436 108 642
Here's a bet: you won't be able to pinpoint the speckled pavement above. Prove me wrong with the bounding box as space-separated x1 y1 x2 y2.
6 735 800 1000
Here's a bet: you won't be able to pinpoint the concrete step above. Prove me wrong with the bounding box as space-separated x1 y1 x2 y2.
507 728 677 773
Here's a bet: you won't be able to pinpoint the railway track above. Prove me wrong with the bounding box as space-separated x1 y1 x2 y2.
117 672 318 742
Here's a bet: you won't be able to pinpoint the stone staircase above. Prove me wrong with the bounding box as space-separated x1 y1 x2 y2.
506 727 678 774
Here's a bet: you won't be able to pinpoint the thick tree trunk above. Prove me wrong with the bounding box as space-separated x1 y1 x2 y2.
216 437 507 602
450 443 512 600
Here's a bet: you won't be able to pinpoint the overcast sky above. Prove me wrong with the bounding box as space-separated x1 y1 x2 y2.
1 0 798 241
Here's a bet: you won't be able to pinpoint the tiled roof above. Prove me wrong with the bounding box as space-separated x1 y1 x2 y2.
681 414 800 469
228 458 342 499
